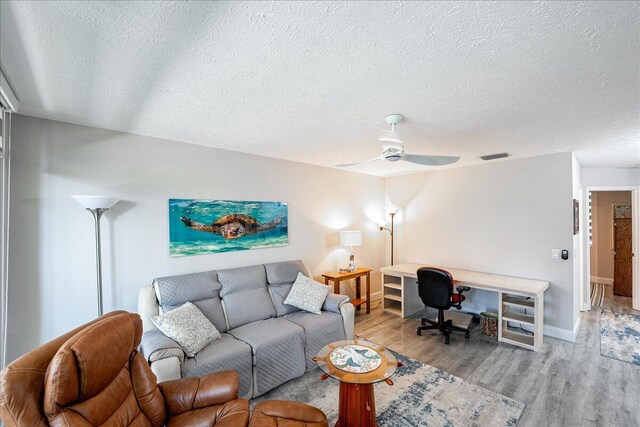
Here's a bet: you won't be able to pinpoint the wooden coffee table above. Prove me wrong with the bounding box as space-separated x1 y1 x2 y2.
314 339 400 427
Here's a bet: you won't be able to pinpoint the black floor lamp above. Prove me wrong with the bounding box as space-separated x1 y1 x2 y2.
380 206 400 265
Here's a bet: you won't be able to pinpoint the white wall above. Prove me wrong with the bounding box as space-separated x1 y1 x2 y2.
386 153 577 334
7 115 385 362
581 168 640 187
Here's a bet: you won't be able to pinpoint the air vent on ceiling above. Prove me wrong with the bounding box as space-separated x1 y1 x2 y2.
480 152 509 161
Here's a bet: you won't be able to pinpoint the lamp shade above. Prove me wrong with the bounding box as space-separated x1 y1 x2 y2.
384 206 400 215
340 230 363 247
72 195 120 209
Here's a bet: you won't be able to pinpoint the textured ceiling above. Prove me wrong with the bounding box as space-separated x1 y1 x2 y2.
1 1 639 176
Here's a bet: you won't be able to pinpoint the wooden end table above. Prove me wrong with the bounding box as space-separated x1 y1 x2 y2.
314 339 401 427
322 268 372 314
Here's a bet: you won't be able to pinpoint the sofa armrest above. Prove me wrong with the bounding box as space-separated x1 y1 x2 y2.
340 303 355 340
159 370 240 416
140 330 185 365
322 293 350 313
150 357 181 383
138 285 160 334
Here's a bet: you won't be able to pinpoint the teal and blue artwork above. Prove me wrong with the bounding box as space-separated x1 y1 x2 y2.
169 199 288 257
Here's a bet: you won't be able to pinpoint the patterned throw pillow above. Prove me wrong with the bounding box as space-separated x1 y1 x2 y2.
284 272 331 315
152 302 221 357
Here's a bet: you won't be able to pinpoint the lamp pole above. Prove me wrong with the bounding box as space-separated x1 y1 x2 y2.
87 208 108 317
380 211 397 265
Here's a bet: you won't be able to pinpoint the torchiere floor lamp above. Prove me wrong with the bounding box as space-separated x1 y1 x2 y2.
380 206 400 265
72 195 120 317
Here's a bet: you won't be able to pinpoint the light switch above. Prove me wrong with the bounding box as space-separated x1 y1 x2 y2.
551 249 560 260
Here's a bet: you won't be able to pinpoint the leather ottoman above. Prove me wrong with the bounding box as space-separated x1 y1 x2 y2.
249 400 328 427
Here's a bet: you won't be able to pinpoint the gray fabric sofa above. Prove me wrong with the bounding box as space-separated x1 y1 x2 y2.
137 260 355 398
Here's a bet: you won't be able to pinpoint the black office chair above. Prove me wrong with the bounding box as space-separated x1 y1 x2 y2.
416 267 471 344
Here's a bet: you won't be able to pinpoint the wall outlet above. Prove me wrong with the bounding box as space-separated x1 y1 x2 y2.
551 249 560 260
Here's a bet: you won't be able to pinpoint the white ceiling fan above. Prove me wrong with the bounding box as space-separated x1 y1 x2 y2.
337 114 460 168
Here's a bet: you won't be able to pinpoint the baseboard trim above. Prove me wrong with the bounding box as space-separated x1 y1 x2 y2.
591 276 613 285
369 291 382 302
543 317 580 343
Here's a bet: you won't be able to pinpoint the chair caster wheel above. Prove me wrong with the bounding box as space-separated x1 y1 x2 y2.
417 330 422 336
465 332 470 338
445 338 450 345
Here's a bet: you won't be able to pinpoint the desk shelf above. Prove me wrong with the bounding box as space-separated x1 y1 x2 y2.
502 310 535 326
382 273 405 317
499 292 543 351
383 294 402 302
381 273 426 319
502 296 535 308
383 301 402 317
501 329 535 350
383 282 402 291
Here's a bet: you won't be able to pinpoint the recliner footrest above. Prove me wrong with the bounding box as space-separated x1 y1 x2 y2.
249 400 328 427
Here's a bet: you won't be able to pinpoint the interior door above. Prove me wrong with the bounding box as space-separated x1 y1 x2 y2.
614 218 632 297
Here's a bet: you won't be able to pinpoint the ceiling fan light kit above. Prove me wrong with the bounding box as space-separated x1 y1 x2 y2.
337 113 460 169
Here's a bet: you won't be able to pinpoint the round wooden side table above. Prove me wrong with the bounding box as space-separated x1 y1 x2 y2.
314 339 401 427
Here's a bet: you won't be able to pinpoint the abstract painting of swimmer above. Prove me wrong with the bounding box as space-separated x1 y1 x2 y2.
169 199 288 257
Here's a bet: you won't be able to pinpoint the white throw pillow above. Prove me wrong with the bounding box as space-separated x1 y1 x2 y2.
152 302 221 357
284 272 331 315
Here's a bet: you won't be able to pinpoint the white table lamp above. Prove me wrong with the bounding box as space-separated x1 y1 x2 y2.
340 230 363 272
72 195 120 317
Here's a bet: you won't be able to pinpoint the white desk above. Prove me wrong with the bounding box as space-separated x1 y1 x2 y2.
380 263 550 351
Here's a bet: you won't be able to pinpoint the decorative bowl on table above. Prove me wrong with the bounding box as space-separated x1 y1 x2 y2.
329 344 382 373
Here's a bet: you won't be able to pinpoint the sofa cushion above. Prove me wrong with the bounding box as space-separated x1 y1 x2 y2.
152 302 221 357
155 270 228 333
218 265 276 330
284 273 330 315
264 260 310 317
285 311 346 371
228 318 306 396
181 333 253 398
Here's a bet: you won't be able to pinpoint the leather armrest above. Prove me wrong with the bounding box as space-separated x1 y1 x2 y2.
159 370 239 416
322 293 350 313
252 400 327 424
140 330 185 364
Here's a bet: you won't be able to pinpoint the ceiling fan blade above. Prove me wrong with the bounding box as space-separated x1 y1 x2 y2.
402 154 460 166
336 156 384 168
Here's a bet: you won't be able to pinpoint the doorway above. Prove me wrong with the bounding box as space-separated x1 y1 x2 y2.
589 191 633 310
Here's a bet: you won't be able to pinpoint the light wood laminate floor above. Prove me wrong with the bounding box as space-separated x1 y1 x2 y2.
354 288 639 427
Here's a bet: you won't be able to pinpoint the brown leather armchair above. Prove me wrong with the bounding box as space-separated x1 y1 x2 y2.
0 311 250 426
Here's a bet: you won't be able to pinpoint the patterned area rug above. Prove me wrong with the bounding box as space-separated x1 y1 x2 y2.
590 282 606 307
600 310 640 365
253 350 525 426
